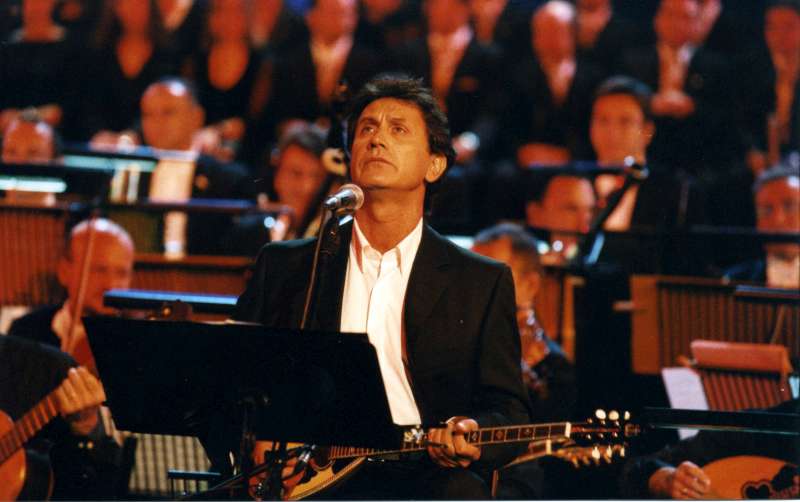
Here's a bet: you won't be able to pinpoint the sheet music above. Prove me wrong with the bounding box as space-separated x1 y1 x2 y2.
662 367 709 439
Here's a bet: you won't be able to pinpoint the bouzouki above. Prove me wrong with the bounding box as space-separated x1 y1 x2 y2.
0 390 62 500
702 456 799 500
250 411 638 500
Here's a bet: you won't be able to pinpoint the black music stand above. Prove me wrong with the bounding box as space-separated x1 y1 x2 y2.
84 317 402 498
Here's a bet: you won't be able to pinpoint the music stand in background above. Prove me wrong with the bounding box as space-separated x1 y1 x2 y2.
84 317 401 498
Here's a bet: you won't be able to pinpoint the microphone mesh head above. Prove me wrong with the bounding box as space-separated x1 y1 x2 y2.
341 183 364 210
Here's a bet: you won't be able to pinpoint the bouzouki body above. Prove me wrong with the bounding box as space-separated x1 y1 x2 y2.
703 456 799 500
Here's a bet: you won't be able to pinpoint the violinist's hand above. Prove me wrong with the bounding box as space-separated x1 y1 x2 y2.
55 367 106 435
427 417 481 468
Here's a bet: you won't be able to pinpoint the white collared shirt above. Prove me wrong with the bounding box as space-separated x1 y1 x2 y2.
340 218 423 425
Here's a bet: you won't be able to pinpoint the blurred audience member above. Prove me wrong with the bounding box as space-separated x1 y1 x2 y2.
154 0 207 70
506 1 602 166
619 0 738 177
248 0 308 53
394 0 502 164
268 0 381 128
738 0 800 177
526 174 597 262
185 0 271 161
267 123 338 240
83 0 172 142
1 109 56 164
724 156 800 288
575 0 646 75
590 76 705 231
1 0 81 136
472 222 577 500
355 0 421 52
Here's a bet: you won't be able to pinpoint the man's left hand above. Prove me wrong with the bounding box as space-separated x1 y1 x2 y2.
427 417 481 468
55 367 106 435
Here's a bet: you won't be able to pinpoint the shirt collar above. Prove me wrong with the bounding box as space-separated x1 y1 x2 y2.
352 217 424 276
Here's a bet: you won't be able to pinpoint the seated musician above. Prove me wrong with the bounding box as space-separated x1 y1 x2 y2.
620 398 800 499
724 157 800 289
234 75 531 499
8 218 135 371
471 223 577 499
0 335 107 499
7 218 134 498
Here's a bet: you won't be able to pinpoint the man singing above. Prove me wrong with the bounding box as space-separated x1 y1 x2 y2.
234 75 530 498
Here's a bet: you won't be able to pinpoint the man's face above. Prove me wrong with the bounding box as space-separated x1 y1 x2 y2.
306 0 358 42
1 120 54 163
274 144 327 220
59 232 135 316
654 0 699 48
765 7 800 56
532 4 575 60
209 0 248 40
140 83 203 151
350 98 445 196
114 0 150 32
756 176 800 257
532 176 596 233
590 94 653 165
426 0 469 35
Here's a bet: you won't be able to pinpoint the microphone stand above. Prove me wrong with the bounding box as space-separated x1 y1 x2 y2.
569 157 649 271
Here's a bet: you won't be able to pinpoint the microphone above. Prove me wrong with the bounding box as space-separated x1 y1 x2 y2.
323 183 364 211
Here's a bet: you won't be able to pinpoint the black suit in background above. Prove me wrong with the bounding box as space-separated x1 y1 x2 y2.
393 37 503 157
736 46 800 157
502 55 604 162
233 220 531 495
619 46 741 176
267 41 386 131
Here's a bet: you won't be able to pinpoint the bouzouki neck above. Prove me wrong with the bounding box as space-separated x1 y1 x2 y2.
0 393 60 464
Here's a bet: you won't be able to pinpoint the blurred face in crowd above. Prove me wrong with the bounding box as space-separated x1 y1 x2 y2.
209 0 248 41
140 82 204 151
425 0 470 35
528 176 596 235
532 1 576 61
306 0 358 43
472 237 541 307
274 144 328 221
350 98 446 198
756 175 800 257
765 6 800 57
58 222 135 316
23 0 57 23
590 93 654 165
654 0 699 48
1 119 55 163
362 0 403 21
114 0 150 33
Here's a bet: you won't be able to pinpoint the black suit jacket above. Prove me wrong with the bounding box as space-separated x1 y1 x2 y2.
619 46 740 173
234 220 532 468
393 37 502 154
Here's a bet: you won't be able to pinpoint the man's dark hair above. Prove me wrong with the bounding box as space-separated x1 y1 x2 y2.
768 0 800 15
473 222 543 275
277 123 327 159
346 74 456 172
593 75 654 122
754 152 800 194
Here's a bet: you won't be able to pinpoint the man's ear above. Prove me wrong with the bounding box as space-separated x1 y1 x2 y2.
425 154 447 183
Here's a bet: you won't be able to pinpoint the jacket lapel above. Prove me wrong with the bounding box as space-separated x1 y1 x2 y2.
403 224 451 351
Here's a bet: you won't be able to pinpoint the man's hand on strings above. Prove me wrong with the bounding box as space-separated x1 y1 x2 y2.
55 366 106 435
427 416 481 468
